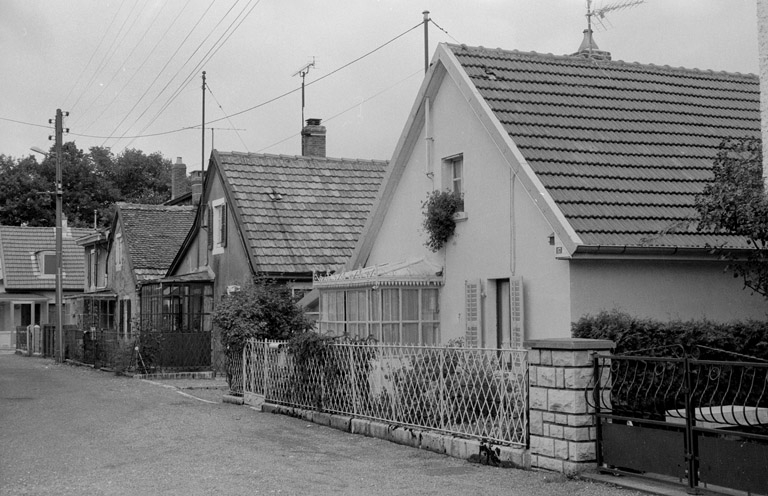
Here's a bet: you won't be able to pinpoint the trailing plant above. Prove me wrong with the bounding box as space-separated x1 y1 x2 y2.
421 189 463 252
213 277 315 352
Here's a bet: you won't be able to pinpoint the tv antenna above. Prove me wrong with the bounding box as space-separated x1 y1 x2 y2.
584 0 645 55
587 0 645 32
292 57 316 128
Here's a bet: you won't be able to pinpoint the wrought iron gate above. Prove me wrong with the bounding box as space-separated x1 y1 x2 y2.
588 348 768 494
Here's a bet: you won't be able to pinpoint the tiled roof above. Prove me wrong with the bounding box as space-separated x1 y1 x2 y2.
0 225 93 290
449 44 760 249
217 152 387 273
117 204 196 282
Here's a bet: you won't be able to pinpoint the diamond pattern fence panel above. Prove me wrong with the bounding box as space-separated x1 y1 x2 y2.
240 339 528 447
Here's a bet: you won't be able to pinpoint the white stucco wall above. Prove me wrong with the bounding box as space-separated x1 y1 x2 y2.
570 259 768 323
367 68 573 343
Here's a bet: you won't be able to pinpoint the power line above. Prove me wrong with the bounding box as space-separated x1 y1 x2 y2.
206 82 251 152
206 20 422 126
69 0 141 114
256 67 423 153
62 0 129 110
0 116 51 129
100 1 218 148
123 0 261 150
76 0 171 132
69 20 421 142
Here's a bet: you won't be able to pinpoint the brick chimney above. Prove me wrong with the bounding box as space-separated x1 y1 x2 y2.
171 157 190 199
571 29 611 61
301 118 326 157
190 170 203 205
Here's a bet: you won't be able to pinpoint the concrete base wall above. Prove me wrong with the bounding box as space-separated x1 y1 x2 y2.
261 403 530 469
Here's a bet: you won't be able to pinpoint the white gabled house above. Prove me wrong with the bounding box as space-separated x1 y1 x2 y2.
314 40 765 348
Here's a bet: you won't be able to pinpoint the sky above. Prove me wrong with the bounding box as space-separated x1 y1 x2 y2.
0 0 760 172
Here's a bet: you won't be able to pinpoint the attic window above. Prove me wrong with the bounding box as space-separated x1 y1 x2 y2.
37 251 56 278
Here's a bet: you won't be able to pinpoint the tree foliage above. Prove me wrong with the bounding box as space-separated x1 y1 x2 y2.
695 137 768 298
212 278 315 351
0 144 173 228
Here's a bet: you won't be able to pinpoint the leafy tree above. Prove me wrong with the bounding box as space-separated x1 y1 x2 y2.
212 278 315 351
695 137 768 298
0 154 52 226
34 142 118 228
0 144 176 228
102 148 172 204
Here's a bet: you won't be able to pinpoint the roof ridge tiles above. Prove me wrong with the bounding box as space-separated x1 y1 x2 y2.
449 43 758 79
218 151 388 165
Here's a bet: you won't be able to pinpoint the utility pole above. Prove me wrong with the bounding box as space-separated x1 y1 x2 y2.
201 71 206 172
51 109 67 363
423 11 430 73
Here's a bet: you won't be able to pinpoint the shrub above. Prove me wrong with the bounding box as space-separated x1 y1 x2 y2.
572 310 768 360
421 190 463 252
213 278 315 352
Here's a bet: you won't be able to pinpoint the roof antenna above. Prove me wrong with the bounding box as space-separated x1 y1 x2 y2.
293 57 316 128
585 0 645 55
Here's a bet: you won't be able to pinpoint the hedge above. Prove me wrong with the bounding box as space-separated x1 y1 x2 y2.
572 310 768 361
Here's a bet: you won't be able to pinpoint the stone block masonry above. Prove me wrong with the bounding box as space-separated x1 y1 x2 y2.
259 403 529 469
524 338 613 475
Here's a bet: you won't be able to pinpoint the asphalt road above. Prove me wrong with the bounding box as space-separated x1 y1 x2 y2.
0 353 641 496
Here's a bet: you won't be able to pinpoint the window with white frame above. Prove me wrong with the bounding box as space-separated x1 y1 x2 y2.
443 154 464 212
211 198 227 254
319 287 439 344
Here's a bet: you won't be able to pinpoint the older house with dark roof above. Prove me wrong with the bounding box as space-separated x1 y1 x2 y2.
0 225 92 350
70 203 196 343
315 41 765 347
161 119 387 365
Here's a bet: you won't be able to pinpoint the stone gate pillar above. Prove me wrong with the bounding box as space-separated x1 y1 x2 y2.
525 338 614 475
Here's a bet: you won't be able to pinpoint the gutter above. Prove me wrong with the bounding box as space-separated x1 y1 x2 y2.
565 245 753 261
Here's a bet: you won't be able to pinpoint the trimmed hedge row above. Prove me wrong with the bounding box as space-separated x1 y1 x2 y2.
572 310 768 361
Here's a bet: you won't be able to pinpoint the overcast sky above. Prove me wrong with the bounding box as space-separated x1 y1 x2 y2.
0 0 760 171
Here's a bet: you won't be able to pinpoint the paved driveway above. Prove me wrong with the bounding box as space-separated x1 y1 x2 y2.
0 354 640 495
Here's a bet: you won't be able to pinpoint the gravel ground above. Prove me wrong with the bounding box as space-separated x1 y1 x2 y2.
0 354 643 496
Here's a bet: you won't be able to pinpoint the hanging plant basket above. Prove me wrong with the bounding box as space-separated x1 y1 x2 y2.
421 190 463 252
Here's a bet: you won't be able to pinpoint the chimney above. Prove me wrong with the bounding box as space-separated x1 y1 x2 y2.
571 29 612 61
190 170 203 205
171 157 190 199
301 118 326 157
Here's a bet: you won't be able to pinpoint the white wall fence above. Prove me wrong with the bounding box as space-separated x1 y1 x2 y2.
237 339 529 447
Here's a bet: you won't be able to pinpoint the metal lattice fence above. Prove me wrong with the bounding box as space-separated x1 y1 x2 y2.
236 339 528 446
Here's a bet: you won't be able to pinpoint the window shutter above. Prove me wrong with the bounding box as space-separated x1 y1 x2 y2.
221 204 227 247
509 276 524 349
207 205 213 251
465 279 481 348
126 299 132 336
